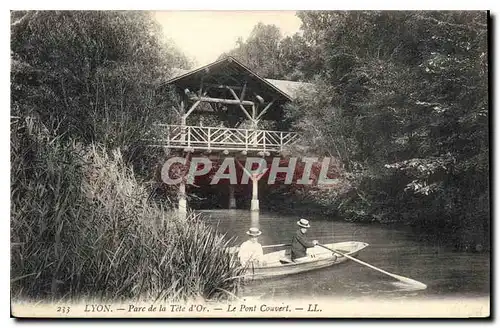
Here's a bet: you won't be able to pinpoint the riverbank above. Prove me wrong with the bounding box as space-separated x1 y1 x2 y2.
257 192 490 253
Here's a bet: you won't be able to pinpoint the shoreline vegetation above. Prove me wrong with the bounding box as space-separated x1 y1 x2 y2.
11 11 489 303
11 117 244 302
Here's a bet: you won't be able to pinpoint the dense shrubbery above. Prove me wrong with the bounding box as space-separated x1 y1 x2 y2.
295 12 489 250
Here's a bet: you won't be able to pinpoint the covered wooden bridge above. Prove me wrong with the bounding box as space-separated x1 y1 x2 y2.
152 56 309 215
152 56 308 154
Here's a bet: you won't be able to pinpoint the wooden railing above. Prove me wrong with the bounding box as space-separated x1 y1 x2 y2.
150 124 300 152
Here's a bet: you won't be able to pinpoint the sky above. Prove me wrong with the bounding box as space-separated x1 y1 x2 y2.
154 11 302 67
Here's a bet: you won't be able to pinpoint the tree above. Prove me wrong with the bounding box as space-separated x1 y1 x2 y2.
221 23 283 78
279 33 323 81
221 21 322 81
11 11 191 162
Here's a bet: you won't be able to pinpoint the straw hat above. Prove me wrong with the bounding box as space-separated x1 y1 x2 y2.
246 227 262 237
297 218 311 228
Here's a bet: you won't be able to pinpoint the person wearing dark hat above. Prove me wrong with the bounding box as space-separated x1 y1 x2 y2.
238 227 265 267
290 218 318 262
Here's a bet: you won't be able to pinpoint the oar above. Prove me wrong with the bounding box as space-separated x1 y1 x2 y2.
263 243 290 249
227 243 290 254
318 244 427 290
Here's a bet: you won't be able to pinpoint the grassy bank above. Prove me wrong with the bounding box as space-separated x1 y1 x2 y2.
11 117 244 302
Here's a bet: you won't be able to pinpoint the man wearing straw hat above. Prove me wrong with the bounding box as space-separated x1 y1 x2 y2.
291 218 318 262
238 227 265 267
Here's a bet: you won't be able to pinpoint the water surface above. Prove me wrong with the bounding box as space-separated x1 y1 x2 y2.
202 209 490 300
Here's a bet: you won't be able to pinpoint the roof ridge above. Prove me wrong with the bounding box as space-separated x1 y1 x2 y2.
165 56 293 101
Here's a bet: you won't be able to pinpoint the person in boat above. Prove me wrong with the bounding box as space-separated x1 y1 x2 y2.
238 227 265 267
290 218 318 262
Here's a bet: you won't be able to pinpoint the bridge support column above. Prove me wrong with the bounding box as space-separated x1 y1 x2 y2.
178 180 187 219
251 178 259 211
228 184 236 209
250 210 260 229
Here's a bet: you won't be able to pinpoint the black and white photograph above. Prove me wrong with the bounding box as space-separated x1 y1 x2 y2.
9 9 490 318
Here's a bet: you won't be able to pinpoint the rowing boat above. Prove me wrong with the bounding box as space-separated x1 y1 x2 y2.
241 241 369 280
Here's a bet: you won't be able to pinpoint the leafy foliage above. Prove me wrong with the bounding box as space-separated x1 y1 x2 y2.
295 11 489 249
220 22 321 81
11 11 190 162
221 23 282 78
225 11 489 250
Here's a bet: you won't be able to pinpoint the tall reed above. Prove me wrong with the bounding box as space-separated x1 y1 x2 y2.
11 117 244 302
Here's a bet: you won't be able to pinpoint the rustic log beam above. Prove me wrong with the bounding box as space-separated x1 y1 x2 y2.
171 106 180 116
180 100 185 115
256 100 275 121
227 87 243 104
184 100 201 118
180 101 186 126
240 82 247 101
198 78 204 98
207 103 217 113
254 93 265 104
189 95 254 107
206 84 243 90
226 88 254 122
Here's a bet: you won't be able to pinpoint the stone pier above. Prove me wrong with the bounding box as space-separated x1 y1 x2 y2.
251 178 259 211
228 184 236 209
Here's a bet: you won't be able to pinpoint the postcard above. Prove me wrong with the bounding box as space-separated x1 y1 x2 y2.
10 10 490 318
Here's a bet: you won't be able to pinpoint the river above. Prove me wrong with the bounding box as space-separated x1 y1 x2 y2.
201 209 490 301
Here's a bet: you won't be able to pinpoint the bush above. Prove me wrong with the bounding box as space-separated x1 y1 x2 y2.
11 117 243 302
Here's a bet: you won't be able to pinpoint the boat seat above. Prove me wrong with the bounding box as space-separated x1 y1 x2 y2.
279 257 293 264
279 248 293 264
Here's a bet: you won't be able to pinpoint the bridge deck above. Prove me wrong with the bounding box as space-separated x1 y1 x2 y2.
149 124 300 153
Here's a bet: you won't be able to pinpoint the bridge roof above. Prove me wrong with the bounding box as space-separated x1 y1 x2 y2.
166 56 310 103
